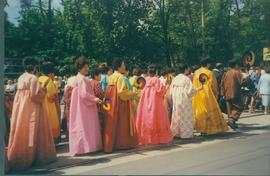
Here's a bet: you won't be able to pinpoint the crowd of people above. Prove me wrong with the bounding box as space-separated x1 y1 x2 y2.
3 56 270 173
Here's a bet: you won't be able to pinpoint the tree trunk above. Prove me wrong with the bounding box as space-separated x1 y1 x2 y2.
185 0 196 49
160 0 172 67
201 0 206 59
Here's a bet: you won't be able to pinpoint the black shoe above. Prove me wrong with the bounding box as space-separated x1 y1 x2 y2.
227 121 237 130
234 122 239 128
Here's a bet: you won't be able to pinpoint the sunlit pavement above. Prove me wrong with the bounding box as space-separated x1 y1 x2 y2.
12 112 270 175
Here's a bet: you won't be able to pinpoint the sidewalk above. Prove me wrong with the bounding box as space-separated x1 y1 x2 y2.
13 112 270 175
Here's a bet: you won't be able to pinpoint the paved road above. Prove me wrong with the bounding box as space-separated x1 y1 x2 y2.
79 132 270 175
14 113 270 175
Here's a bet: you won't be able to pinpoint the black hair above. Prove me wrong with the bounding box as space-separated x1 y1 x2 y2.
41 61 55 75
177 64 189 74
167 67 175 74
74 56 89 72
216 63 224 69
148 64 157 76
90 68 102 79
191 65 199 73
132 67 142 76
200 58 212 67
229 59 241 68
100 63 109 74
23 57 38 73
112 58 124 71
161 69 168 76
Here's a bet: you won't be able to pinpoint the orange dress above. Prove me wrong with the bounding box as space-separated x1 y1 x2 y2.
8 72 56 171
103 71 138 153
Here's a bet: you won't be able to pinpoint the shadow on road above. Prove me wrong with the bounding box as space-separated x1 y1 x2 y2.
8 119 270 175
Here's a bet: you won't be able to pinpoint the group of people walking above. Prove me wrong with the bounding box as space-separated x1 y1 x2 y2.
4 56 270 173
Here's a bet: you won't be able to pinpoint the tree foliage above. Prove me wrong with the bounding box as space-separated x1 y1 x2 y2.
5 0 270 75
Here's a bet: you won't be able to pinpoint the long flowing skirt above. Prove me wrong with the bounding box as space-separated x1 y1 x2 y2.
103 85 138 153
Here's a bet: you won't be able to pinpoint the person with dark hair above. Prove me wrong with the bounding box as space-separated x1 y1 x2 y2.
200 58 212 68
170 64 202 138
90 68 104 100
39 61 61 143
69 57 103 155
103 58 138 153
258 66 270 115
188 65 199 82
247 66 261 113
141 67 149 78
136 64 173 145
8 57 56 171
99 63 110 92
192 58 228 135
159 68 168 86
221 59 247 129
213 63 224 87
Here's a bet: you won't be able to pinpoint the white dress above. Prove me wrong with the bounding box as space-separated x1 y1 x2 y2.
170 74 197 138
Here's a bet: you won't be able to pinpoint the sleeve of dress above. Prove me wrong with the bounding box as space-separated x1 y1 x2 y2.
210 72 218 98
117 76 133 101
78 78 99 106
64 86 72 105
155 78 167 97
30 77 45 104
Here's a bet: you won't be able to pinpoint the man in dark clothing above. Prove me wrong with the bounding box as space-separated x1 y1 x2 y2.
221 59 247 129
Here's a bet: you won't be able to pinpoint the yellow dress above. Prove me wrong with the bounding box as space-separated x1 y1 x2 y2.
192 67 228 134
39 76 60 138
129 76 141 113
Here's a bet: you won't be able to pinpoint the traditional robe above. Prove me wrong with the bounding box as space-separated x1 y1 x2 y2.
91 79 105 135
170 74 197 138
63 76 76 131
69 73 103 154
129 75 141 114
136 76 173 145
221 68 245 122
39 76 60 139
103 71 138 153
193 67 228 134
8 72 56 171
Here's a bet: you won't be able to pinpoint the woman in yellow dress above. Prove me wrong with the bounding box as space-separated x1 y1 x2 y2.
192 58 228 135
39 62 61 143
129 67 142 114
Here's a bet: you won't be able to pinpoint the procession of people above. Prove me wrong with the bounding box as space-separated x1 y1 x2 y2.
3 56 270 173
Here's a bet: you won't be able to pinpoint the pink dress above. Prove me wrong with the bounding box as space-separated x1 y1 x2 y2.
8 72 56 171
136 76 173 145
69 73 102 154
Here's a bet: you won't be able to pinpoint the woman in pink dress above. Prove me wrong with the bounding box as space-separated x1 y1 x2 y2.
69 57 103 155
8 57 56 171
136 64 173 145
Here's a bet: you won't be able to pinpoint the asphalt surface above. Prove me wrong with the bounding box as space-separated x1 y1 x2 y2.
11 112 270 175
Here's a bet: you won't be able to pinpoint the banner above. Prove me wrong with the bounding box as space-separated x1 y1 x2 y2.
263 47 270 61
